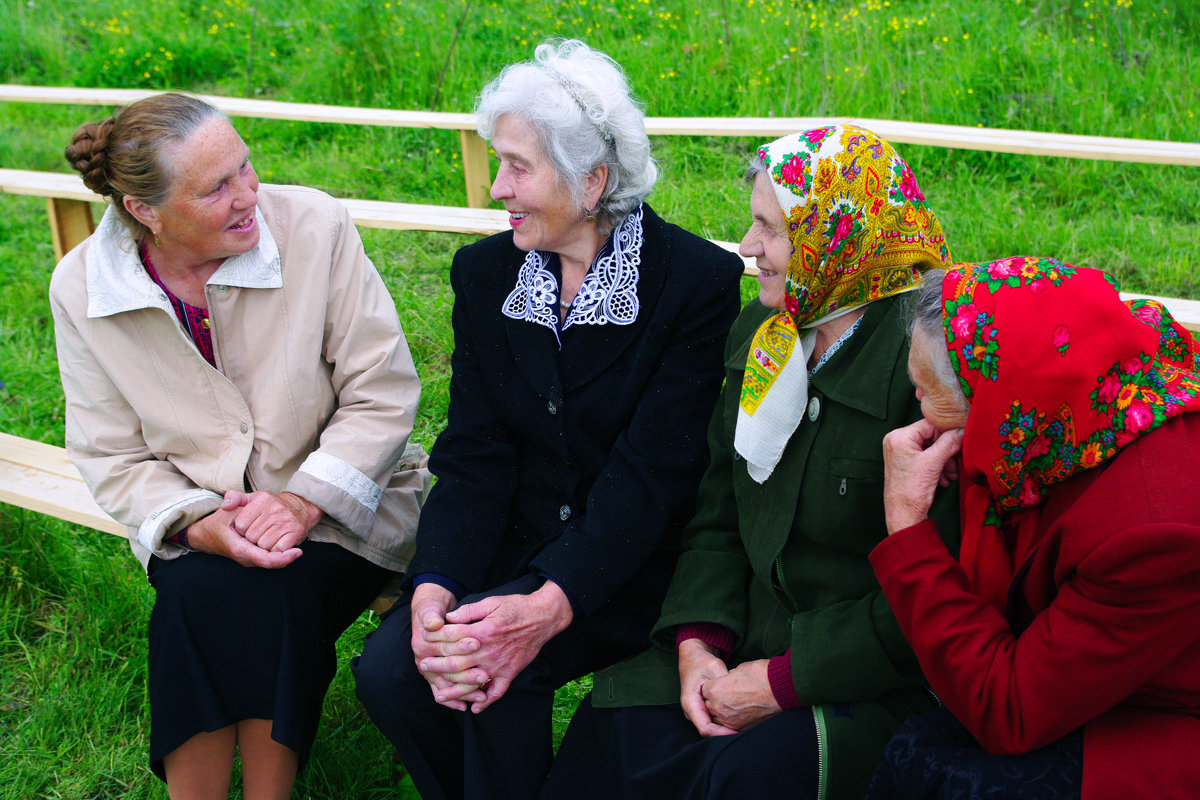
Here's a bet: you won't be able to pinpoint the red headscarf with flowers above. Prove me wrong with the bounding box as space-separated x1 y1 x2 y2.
941 257 1200 609
736 126 951 482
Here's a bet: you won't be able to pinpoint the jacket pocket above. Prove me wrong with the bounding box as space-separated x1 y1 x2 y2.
828 456 883 497
821 457 887 550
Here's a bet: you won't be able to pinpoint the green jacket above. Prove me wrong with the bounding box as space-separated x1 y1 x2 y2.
593 296 960 800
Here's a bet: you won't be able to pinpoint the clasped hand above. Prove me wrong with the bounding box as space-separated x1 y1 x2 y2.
187 490 322 568
678 639 780 736
409 581 573 714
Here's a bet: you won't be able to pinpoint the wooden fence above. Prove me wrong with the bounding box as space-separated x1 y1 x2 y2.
3 83 1200 551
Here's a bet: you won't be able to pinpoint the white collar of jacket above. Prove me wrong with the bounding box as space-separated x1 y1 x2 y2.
85 204 282 319
501 203 644 337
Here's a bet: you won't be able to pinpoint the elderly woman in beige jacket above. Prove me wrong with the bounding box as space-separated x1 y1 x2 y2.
51 92 428 800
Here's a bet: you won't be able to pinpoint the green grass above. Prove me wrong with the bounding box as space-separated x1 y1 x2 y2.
1 0 1198 796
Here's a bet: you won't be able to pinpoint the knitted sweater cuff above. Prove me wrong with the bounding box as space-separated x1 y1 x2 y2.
768 649 801 710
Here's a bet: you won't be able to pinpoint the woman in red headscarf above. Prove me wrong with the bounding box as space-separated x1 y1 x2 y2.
869 258 1200 799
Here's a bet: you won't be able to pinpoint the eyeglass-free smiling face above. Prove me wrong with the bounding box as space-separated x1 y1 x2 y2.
740 172 792 312
489 114 606 264
127 117 261 271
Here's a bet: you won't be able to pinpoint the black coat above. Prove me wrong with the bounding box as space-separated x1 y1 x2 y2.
406 204 744 650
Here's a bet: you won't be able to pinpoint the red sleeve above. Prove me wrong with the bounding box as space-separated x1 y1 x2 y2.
768 650 802 709
871 519 1200 755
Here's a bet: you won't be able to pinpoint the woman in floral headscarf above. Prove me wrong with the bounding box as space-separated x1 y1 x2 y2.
542 126 960 800
868 260 1200 799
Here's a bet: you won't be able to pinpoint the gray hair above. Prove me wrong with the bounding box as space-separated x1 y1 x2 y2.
910 268 971 408
745 152 769 185
476 39 657 231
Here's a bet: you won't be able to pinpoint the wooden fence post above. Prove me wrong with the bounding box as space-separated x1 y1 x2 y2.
47 198 95 261
459 130 492 209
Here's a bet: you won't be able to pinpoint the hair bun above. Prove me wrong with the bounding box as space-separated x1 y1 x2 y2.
64 118 116 196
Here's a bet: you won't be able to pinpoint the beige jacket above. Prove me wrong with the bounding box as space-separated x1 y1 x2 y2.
49 184 428 572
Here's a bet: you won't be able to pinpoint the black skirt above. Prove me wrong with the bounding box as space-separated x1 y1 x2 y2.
865 707 1083 800
146 540 390 780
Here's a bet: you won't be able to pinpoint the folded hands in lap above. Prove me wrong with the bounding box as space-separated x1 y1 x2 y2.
186 490 322 569
411 581 574 713
679 639 781 737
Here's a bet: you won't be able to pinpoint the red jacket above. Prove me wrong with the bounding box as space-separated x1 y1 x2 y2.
871 413 1200 800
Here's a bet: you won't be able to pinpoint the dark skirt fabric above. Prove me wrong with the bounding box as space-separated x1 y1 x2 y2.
542 695 820 800
865 707 1083 800
146 540 390 781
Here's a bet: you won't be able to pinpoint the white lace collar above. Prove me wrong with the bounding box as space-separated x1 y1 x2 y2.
501 205 644 344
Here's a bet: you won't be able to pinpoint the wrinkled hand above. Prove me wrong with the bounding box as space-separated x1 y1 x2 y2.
409 583 482 711
187 497 302 568
702 658 781 732
225 490 322 552
420 582 573 714
678 638 739 737
883 419 964 535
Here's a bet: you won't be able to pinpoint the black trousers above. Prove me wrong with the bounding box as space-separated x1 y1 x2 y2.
543 694 820 800
352 575 626 800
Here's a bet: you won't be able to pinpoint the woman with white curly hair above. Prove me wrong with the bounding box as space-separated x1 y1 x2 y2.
353 39 744 800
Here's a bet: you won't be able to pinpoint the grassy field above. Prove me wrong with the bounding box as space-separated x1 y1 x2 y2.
1 0 1198 797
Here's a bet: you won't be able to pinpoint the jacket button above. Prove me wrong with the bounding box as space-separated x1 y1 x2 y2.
558 505 571 521
806 396 821 422
547 401 558 415
239 422 249 433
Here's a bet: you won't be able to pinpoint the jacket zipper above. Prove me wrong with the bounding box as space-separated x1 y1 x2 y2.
773 555 801 611
812 704 828 800
778 555 826 796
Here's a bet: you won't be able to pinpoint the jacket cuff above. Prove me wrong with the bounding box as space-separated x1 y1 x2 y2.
136 489 223 558
411 572 469 601
768 650 802 710
676 623 737 657
540 574 582 616
288 450 383 536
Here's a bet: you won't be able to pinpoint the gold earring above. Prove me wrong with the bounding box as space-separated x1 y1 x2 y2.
584 209 597 224
154 232 162 248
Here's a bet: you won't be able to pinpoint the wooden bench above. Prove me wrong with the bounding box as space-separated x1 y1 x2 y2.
0 167 509 260
0 432 403 611
0 166 750 270
0 431 125 536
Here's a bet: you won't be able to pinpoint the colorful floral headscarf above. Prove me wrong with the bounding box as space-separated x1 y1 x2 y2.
736 125 952 482
942 257 1200 610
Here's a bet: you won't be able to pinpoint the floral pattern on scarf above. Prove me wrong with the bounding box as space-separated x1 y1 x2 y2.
740 126 952 419
941 258 1200 608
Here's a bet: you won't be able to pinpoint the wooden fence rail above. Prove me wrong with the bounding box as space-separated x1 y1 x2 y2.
5 83 1200 212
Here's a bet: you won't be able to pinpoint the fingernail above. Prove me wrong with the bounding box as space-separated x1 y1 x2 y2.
436 695 445 702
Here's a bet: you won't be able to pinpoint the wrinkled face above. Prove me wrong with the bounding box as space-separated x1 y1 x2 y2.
908 328 971 433
488 114 585 255
739 172 792 311
149 118 260 268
